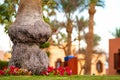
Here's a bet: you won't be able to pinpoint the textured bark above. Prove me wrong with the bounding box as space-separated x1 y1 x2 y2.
8 0 51 74
66 19 73 56
84 3 96 75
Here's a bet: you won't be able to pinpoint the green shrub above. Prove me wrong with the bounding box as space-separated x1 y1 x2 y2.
0 61 9 69
40 42 50 48
46 51 50 57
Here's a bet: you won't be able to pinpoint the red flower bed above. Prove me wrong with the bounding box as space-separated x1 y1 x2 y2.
0 66 31 76
41 66 72 76
0 66 72 76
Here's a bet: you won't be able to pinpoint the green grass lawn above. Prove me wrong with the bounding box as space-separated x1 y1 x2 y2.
0 75 120 80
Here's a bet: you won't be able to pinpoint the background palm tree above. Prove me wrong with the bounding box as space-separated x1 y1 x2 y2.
76 16 88 54
55 0 86 56
85 0 104 75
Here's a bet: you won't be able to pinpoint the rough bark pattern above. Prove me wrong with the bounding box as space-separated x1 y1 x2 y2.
9 43 49 74
84 3 96 75
8 0 51 74
9 20 51 44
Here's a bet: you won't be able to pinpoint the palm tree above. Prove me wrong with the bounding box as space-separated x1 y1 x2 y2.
76 16 88 53
85 0 104 75
56 0 86 56
8 0 51 74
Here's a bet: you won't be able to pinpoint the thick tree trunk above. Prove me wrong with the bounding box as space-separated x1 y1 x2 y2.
84 4 96 75
8 0 51 74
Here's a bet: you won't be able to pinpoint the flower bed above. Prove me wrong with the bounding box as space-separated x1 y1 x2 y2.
0 66 72 76
41 66 72 76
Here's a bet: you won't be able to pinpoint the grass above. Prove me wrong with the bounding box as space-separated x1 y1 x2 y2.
1 75 120 80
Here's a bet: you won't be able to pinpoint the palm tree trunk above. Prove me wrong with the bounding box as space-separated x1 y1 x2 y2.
66 19 72 56
84 3 96 75
78 32 81 54
67 31 72 55
8 0 51 75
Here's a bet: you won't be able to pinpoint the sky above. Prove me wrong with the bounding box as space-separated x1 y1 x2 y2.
0 0 120 54
94 0 120 53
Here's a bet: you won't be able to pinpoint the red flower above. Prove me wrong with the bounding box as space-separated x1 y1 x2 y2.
47 66 54 73
57 67 65 76
40 71 49 76
0 70 5 75
3 67 7 71
65 67 72 75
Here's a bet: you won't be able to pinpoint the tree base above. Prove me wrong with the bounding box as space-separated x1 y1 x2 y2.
9 43 49 74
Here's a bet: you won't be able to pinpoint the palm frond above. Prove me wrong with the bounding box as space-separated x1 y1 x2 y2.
112 27 120 38
87 0 105 7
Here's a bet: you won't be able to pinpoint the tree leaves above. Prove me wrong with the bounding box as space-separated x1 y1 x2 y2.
111 27 120 38
0 0 18 33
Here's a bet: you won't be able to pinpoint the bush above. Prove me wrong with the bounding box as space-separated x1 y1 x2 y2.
0 61 9 69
